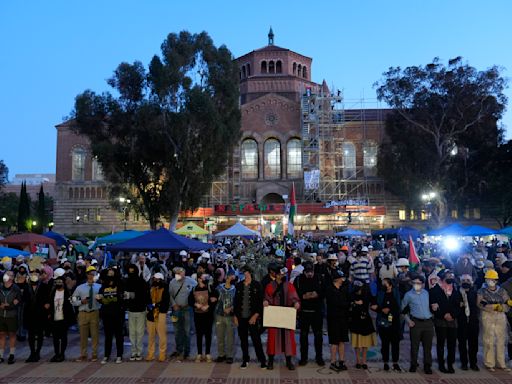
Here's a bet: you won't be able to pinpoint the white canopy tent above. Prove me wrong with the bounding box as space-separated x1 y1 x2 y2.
214 222 260 238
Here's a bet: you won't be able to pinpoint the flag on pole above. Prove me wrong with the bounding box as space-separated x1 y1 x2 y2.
408 235 420 270
287 183 296 237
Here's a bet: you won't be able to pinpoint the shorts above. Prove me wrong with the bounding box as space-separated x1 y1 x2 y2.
0 317 18 333
327 317 349 344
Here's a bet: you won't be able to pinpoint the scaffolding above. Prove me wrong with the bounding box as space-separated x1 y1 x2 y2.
301 89 386 208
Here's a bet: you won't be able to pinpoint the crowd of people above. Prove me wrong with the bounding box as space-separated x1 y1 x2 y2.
0 235 511 375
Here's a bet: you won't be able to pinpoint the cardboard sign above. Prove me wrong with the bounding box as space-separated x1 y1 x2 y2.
263 306 297 330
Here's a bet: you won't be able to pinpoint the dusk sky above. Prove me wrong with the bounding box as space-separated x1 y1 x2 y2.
1 0 511 177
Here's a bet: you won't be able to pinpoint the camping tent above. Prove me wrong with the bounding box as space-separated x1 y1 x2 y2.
0 247 30 257
43 231 68 247
214 222 260 238
335 229 367 237
108 228 212 252
175 222 209 236
0 233 57 257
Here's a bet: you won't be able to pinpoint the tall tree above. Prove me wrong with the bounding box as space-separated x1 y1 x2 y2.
17 181 31 231
35 184 47 233
0 160 8 191
0 192 18 232
73 31 240 229
375 57 507 226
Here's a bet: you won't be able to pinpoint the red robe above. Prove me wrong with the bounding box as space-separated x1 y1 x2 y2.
265 280 300 356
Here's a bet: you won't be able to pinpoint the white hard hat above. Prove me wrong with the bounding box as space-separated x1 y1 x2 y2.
153 272 164 280
54 268 66 278
361 246 369 252
179 250 187 256
327 254 338 261
396 258 410 267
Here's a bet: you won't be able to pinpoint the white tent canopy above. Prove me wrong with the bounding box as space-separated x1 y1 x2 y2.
214 222 260 237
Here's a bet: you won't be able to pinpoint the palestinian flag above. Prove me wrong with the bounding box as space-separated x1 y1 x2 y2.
408 235 420 270
287 183 296 237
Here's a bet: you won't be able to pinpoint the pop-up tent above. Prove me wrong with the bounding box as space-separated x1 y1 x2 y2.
214 222 260 238
175 222 209 236
500 227 512 237
0 247 30 257
108 228 212 252
0 233 57 257
335 229 367 237
427 223 467 237
461 225 497 237
93 230 147 247
43 231 68 247
373 226 420 240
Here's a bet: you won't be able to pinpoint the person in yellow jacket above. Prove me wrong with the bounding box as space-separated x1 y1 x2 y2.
477 269 511 372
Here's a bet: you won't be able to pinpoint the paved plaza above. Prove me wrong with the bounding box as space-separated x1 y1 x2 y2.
1 324 512 384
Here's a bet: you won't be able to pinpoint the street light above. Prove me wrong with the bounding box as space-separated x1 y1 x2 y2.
1 217 6 222
119 197 131 230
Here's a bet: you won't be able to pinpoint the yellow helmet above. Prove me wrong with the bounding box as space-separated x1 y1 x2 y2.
86 266 97 273
484 269 499 280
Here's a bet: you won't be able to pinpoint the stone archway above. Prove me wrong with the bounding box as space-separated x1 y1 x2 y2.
256 183 289 204
260 193 285 205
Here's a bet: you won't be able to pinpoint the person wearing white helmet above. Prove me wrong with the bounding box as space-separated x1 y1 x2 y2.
146 273 169 362
49 268 74 362
349 248 374 284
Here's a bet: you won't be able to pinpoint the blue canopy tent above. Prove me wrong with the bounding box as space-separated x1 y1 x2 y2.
94 230 148 246
335 229 367 237
427 223 467 237
43 231 68 247
499 227 512 237
0 247 30 257
373 227 420 239
461 225 497 237
108 228 213 252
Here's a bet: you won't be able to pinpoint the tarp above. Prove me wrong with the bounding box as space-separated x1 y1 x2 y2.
427 223 467 237
373 226 420 239
43 231 68 247
335 229 367 237
0 246 30 258
214 222 260 238
0 233 57 253
461 225 497 237
109 228 213 252
175 222 209 236
95 230 147 245
499 227 512 237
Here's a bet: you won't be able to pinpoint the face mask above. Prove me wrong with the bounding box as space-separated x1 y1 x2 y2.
413 283 422 292
461 282 472 289
351 252 357 257
64 266 71 270
175 274 183 281
152 280 162 286
55 281 64 289
445 278 454 284
487 280 496 287
30 275 39 283
93 275 99 283
3 274 11 283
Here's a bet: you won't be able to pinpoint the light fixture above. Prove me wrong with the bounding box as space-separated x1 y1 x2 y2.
32 220 37 226
1 217 6 222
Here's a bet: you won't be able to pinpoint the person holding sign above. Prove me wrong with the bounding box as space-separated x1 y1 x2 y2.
263 266 300 371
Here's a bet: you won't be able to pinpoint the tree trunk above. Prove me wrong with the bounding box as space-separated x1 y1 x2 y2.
169 214 179 231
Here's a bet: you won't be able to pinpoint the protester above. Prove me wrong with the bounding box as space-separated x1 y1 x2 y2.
49 268 74 362
146 272 169 362
215 270 236 364
457 274 480 371
190 272 215 363
124 263 148 361
0 271 22 364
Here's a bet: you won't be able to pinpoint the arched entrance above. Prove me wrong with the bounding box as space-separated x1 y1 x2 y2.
260 193 285 205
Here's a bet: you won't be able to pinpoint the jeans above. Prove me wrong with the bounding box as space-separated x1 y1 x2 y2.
128 311 146 357
238 317 266 363
174 308 191 356
216 315 234 358
52 320 68 357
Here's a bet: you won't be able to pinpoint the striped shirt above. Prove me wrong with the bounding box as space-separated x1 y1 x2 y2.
350 256 374 283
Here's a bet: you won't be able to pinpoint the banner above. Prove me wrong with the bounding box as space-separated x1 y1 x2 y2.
304 169 319 190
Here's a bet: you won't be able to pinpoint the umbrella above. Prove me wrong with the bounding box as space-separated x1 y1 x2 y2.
335 229 367 237
69 240 89 255
0 247 30 258
109 228 212 252
43 231 68 247
175 222 209 236
462 225 497 237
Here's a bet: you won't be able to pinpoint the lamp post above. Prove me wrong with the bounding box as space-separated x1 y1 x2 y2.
119 197 131 230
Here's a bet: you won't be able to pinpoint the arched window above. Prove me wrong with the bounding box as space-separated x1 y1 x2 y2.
92 157 103 181
287 139 302 179
242 66 246 78
303 66 307 79
241 139 258 179
276 61 282 74
363 141 378 177
264 139 281 180
342 142 356 179
72 147 86 181
261 61 267 73
297 64 302 78
247 64 251 76
293 62 297 75
268 61 275 74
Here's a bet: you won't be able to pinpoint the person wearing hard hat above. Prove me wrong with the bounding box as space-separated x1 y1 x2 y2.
71 265 101 362
349 247 374 284
477 269 511 372
49 268 74 362
146 272 169 362
396 259 412 298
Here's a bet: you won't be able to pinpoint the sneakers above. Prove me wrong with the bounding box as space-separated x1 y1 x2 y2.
424 365 433 375
384 363 390 371
25 354 37 363
470 364 480 371
195 355 203 363
135 354 142 361
129 355 136 361
330 362 339 372
7 354 15 365
226 357 234 364
50 355 60 363
260 361 267 369
215 356 226 363
338 361 348 371
240 361 248 369
75 356 87 362
101 357 109 365
206 354 212 363
115 357 122 364
298 359 308 366
91 356 98 362
316 358 325 367
392 363 402 372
